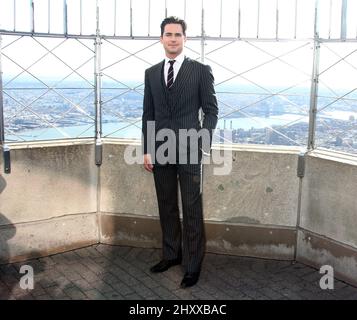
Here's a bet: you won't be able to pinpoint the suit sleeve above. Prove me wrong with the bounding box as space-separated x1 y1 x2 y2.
142 69 155 155
200 64 218 154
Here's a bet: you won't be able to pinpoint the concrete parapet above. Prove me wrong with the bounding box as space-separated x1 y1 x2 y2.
0 139 98 262
1 140 357 287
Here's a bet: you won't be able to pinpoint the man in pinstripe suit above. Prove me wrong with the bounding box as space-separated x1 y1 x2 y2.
142 16 218 288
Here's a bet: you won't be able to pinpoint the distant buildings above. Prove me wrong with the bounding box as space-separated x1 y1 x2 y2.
3 82 357 154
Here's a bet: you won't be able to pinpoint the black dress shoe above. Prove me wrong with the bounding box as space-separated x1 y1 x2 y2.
150 258 181 273
180 272 200 288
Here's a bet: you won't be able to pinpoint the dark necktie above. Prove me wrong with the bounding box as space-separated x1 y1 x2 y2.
167 60 175 89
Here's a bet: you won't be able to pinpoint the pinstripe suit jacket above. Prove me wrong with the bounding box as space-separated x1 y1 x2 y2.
142 57 218 164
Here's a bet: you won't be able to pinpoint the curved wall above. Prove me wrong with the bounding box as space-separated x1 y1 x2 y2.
1 140 357 286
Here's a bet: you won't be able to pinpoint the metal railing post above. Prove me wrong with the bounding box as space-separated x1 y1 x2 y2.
94 1 102 166
238 0 241 39
201 1 205 64
200 0 205 125
199 0 206 193
341 0 347 40
13 0 16 32
275 0 279 40
31 0 35 33
63 0 68 36
307 0 320 150
0 35 10 173
80 0 83 35
48 0 51 34
0 35 5 146
130 0 133 38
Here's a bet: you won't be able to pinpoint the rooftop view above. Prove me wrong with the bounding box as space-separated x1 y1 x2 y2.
1 0 356 154
1 0 357 308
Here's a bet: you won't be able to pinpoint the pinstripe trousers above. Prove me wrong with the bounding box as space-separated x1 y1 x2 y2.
153 163 205 273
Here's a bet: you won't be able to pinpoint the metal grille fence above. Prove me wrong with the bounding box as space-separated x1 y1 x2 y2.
0 0 357 156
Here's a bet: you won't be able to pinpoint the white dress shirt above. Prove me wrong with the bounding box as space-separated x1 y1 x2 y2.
164 52 185 85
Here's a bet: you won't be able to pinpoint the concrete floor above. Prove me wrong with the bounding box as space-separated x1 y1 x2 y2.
1 244 357 300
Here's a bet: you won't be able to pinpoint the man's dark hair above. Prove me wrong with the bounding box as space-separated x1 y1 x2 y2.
160 16 187 36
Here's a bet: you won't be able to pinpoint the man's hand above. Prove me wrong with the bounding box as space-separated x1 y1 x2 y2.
143 154 154 173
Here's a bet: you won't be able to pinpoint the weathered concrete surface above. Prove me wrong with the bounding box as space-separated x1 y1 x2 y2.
101 142 301 228
0 140 99 263
100 141 159 216
100 214 296 260
2 140 357 288
297 229 357 287
100 214 162 248
300 152 357 248
0 213 98 264
0 141 97 223
203 148 300 226
99 143 300 259
205 221 296 260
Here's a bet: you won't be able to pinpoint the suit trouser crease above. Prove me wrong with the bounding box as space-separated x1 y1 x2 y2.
153 164 205 273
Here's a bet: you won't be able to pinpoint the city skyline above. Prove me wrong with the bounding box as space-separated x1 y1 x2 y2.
2 79 357 155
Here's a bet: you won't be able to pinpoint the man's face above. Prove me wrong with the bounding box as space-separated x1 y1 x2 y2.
160 23 186 58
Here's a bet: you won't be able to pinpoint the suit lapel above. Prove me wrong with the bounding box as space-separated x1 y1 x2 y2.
154 59 165 87
152 60 169 108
